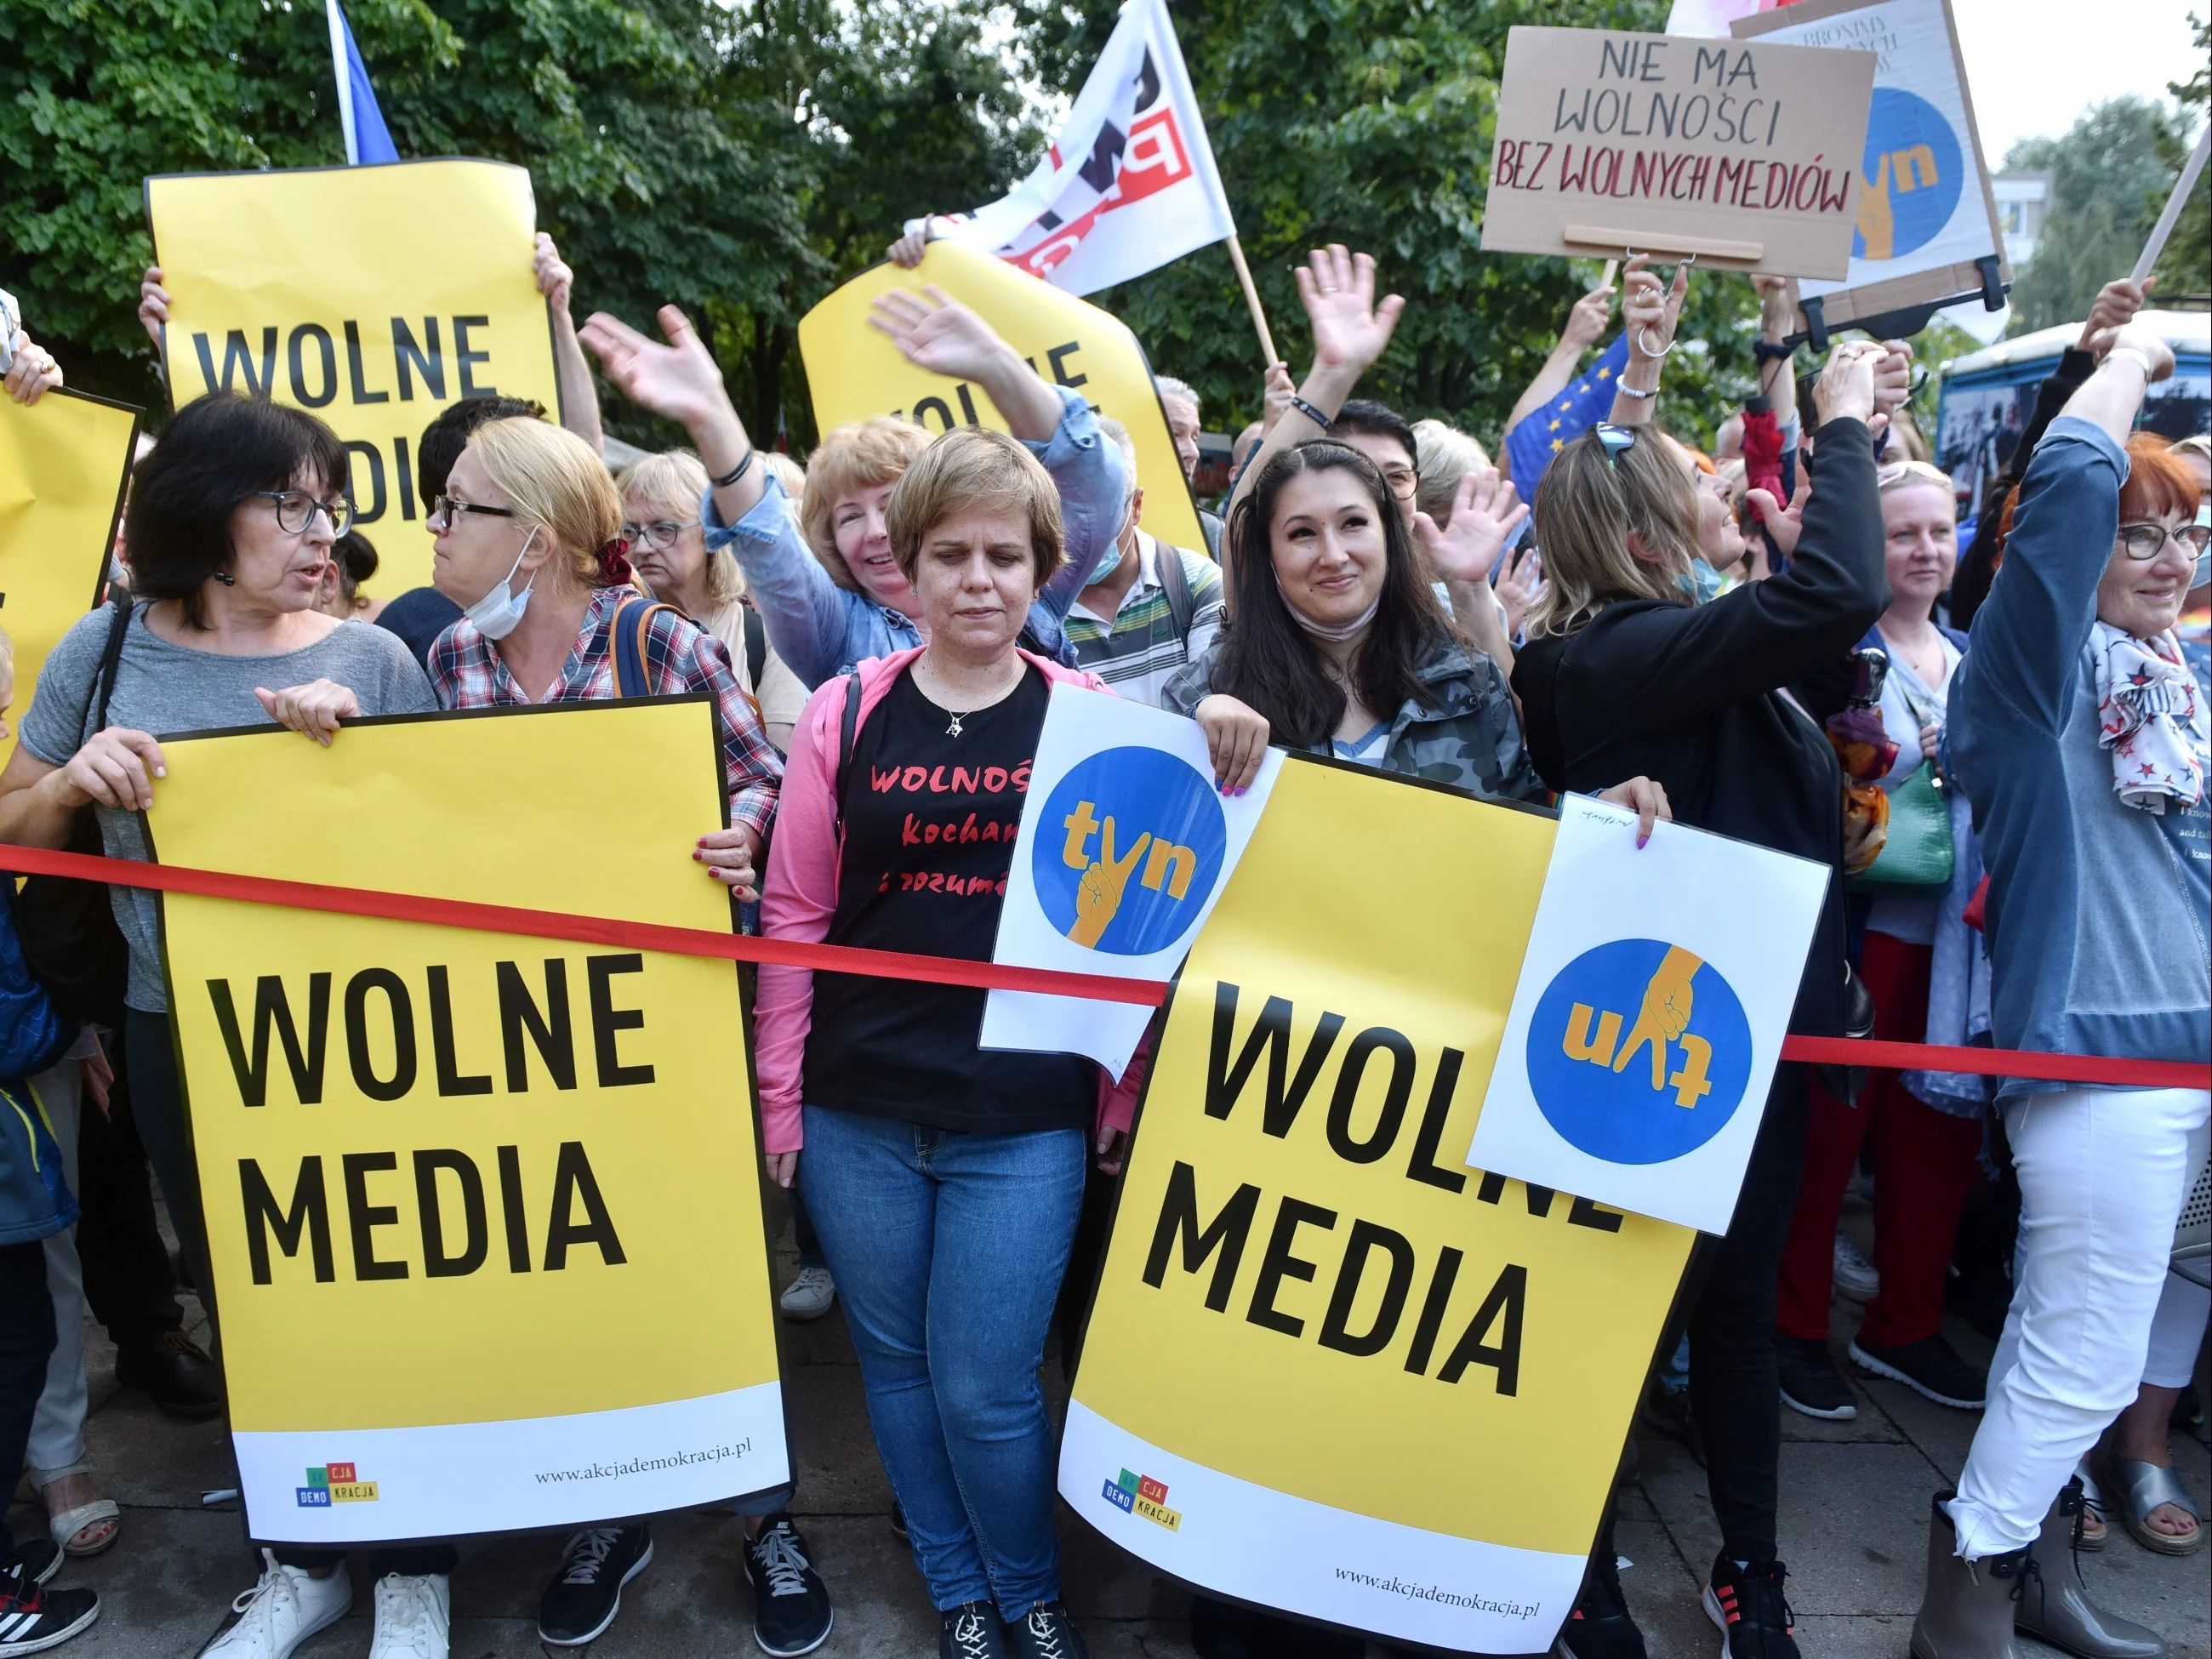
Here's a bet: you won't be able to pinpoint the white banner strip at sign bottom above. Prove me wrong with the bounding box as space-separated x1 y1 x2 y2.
236 1382 789 1542
1058 1401 1585 1651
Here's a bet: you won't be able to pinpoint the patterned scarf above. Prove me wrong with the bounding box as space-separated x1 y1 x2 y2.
2092 621 2209 813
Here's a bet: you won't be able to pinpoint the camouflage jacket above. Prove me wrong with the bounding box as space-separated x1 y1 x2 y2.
1163 631 1548 805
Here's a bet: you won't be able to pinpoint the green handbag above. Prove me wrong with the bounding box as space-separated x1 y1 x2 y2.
1854 760 1955 895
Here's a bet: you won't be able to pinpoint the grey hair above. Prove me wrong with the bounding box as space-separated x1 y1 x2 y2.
1155 376 1200 417
1096 413 1140 510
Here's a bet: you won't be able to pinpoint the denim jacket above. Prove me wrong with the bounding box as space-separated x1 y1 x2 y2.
0 881 83 1246
1950 416 2212 1096
703 387 1127 688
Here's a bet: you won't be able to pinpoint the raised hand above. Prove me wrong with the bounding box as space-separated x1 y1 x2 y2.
2089 320 2175 383
1745 464 1812 560
580 305 734 433
1069 818 1153 948
138 266 169 352
1872 339 1913 421
1497 544 1547 641
868 286 1012 384
1560 284 1616 354
533 233 575 314
1295 245 1405 380
1621 253 1690 361
2079 277 2152 355
1414 469 1528 587
1815 338 1884 427
1261 359 1295 432
1612 944 1702 1091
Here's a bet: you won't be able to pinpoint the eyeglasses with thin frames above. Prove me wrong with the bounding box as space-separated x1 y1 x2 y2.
1377 465 1419 502
254 490 353 537
621 519 702 552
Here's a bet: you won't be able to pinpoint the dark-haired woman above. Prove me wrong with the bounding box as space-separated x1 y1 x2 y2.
0 394 434 1315
1509 251 1890 1659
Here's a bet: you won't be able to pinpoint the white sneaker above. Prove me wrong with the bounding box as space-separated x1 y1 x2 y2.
368 1574 449 1659
778 1264 836 1322
199 1549 352 1659
1833 1232 1880 1303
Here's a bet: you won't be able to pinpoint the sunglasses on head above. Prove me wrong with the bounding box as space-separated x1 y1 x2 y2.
1594 424 1636 469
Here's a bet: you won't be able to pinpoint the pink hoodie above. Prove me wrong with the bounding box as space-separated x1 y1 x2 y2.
755 647 1148 1154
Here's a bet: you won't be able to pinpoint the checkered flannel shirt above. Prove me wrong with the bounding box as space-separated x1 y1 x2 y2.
429 584 783 836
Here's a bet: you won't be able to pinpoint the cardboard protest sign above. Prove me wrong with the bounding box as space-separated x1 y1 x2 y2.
983 687 1281 1079
1734 0 2008 328
1466 795 1828 1234
1479 26 1876 276
0 389 139 770
145 158 562 596
1064 759 1696 1652
150 699 784 1542
796 240 1207 557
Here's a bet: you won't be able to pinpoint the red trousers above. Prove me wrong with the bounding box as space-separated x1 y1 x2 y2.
1776 929 1985 1347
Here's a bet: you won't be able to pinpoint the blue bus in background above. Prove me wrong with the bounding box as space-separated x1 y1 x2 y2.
1936 309 2211 511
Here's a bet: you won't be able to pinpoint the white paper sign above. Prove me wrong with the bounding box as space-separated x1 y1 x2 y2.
982 687 1282 1077
1465 795 1828 1234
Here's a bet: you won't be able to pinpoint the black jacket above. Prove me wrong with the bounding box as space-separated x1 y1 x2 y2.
1512 417 1889 1035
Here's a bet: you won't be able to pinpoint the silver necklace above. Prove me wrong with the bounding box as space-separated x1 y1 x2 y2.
916 658 1017 738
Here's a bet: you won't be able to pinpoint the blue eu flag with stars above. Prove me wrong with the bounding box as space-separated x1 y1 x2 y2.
1506 335 1630 507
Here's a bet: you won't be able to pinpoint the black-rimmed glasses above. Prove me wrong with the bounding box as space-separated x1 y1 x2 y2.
254 490 354 537
430 493 518 527
2117 520 2212 561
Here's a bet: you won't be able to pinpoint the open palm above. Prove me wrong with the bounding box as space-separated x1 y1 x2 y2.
1297 245 1405 377
869 286 1006 383
1415 469 1528 586
579 306 727 429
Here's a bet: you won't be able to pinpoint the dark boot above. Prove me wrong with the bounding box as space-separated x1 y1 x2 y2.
2015 1480 2165 1659
1912 1491 2027 1659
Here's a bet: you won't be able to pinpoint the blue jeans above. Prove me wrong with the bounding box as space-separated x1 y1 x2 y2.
801 1105 1086 1614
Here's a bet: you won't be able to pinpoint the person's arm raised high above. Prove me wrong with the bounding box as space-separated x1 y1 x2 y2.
1607 255 1689 429
1506 281 1616 434
534 234 605 458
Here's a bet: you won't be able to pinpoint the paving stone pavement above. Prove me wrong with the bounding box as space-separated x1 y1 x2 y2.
32 1197 2209 1659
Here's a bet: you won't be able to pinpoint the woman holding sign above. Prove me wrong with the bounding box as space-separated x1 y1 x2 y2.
1510 259 1890 1659
757 425 1139 1659
579 292 1123 687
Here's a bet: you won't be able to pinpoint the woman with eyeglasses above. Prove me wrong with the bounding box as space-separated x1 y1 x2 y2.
0 390 434 1420
1912 330 2209 1659
1511 254 1890 1659
1772 459 1995 1433
617 450 810 751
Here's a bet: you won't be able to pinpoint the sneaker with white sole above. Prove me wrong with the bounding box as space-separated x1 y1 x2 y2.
0 1562 97 1656
1832 1234 1879 1303
1849 1335 1986 1409
743 1514 832 1656
367 1573 448 1659
778 1265 836 1322
199 1550 352 1659
539 1523 653 1645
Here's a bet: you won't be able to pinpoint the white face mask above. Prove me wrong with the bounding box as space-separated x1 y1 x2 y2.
465 528 539 641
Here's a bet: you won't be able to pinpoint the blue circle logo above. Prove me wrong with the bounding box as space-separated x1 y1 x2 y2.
1033 748 1228 955
1853 88 1964 261
1525 939 1753 1165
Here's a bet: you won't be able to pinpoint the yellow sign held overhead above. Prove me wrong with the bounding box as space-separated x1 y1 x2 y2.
150 698 784 1543
145 159 562 596
796 241 1209 557
0 389 140 770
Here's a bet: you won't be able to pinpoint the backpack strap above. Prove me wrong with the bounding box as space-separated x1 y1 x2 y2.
1156 538 1195 642
831 672 863 844
742 604 767 693
83 595 134 741
610 596 679 698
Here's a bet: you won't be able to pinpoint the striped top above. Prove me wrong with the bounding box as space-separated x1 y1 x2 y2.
1063 533 1225 710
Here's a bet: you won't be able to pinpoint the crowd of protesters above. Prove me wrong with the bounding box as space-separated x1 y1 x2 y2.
0 208 2203 1659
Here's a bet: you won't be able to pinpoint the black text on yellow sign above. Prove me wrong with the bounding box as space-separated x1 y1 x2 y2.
145 159 562 594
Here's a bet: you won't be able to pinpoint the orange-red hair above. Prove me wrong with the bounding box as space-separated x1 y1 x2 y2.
2119 432 2200 522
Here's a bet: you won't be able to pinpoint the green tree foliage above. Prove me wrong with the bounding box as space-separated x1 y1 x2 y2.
2150 10 2209 300
2006 96 2189 333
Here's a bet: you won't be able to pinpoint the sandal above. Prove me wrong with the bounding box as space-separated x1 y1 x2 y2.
2074 1461 2108 1549
32 1469 119 1559
2102 1454 2203 1556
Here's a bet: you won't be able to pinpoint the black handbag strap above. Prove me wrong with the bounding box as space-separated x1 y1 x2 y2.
80 596 134 744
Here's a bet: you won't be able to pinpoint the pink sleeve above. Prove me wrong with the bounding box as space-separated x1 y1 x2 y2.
1095 1019 1155 1139
754 677 850 1154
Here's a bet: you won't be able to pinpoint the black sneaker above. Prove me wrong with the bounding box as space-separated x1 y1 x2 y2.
0 1569 99 1656
942 1603 1009 1659
0 1543 60 1590
1639 1381 1707 1467
744 1514 832 1657
1555 1555 1646 1659
1776 1336 1857 1421
1849 1335 1987 1409
1702 1557 1796 1659
1006 1601 1088 1659
539 1520 653 1645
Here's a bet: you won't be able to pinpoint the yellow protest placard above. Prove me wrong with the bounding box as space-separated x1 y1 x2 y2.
145 158 562 596
796 241 1208 556
1063 758 1696 1651
149 698 783 1542
0 389 139 770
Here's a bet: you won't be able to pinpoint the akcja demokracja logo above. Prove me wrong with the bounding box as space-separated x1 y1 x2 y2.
1034 747 1228 955
1525 938 1754 1164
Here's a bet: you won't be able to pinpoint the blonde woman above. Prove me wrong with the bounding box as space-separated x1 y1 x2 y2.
617 449 809 751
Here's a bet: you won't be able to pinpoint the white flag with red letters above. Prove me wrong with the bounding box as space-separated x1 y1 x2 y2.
914 0 1234 295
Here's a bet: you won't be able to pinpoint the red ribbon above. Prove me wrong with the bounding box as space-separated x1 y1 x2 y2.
5 844 2205 1091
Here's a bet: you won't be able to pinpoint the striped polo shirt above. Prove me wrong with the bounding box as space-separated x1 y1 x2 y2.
1064 532 1226 710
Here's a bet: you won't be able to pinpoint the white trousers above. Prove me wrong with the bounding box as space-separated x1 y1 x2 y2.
1949 1085 2212 1558
2142 1270 2211 1389
26 1058 88 1478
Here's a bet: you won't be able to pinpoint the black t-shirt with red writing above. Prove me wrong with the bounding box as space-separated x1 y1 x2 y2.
804 664 1094 1134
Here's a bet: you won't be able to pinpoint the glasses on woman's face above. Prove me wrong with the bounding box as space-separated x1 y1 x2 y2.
621 518 702 552
429 493 517 531
2116 520 2212 561
1378 465 1419 501
254 489 352 537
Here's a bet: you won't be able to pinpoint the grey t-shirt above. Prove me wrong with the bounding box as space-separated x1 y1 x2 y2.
20 605 437 1012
